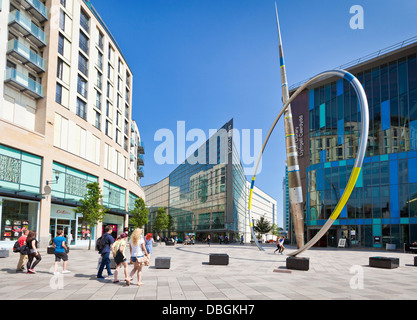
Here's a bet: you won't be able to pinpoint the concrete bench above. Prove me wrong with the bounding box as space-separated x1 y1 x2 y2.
209 253 229 265
286 256 309 271
165 241 175 246
369 256 399 269
0 249 9 258
155 257 171 269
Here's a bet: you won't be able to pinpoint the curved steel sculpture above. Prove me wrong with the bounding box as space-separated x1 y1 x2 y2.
248 69 369 256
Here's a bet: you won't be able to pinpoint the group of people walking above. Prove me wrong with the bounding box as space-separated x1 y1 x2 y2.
15 228 69 274
97 226 153 286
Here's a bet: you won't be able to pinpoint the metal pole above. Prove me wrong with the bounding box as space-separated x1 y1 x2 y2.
275 2 305 248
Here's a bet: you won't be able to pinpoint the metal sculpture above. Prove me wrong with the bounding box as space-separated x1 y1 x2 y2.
248 69 369 256
274 2 305 249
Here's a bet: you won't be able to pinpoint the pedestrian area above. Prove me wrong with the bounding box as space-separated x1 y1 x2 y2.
0 243 416 300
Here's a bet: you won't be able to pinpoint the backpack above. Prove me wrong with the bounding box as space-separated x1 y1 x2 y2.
13 240 21 253
95 235 107 253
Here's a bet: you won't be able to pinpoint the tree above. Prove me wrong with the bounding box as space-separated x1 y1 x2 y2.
73 182 108 250
129 197 149 230
154 207 169 238
253 216 272 239
167 214 175 237
271 224 284 237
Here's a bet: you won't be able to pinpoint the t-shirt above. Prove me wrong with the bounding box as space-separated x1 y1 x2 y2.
53 236 66 253
18 235 27 247
101 233 115 254
130 236 145 257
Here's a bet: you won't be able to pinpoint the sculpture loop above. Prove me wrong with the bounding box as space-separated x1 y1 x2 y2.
248 70 369 256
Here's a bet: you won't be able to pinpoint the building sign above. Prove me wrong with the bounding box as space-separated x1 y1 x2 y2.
294 114 305 157
51 205 76 220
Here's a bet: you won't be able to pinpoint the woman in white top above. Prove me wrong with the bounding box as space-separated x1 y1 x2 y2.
128 228 149 286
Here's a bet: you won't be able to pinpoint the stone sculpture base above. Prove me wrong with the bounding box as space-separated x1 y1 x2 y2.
286 256 309 271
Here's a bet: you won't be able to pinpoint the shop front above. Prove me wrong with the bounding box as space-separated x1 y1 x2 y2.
49 204 95 247
102 212 125 240
0 197 39 246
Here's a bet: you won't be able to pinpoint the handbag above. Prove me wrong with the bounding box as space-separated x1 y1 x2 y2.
114 250 124 265
19 244 29 255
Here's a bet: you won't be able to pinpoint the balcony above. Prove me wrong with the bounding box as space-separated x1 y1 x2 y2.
137 141 145 154
6 39 45 73
8 10 47 48
137 166 144 178
4 68 44 99
17 0 48 23
137 154 144 166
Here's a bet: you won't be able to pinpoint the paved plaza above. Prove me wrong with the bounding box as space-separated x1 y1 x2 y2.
0 243 416 300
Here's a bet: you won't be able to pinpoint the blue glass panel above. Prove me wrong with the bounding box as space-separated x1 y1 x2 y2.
320 103 326 128
341 206 347 218
410 218 417 224
390 184 399 218
389 160 398 185
409 157 417 183
320 150 326 163
391 218 400 224
410 120 417 151
382 218 390 224
337 79 343 96
356 169 363 188
365 219 373 225
373 224 382 236
316 168 324 191
399 152 408 159
348 219 356 225
389 153 398 160
381 100 390 131
356 219 364 225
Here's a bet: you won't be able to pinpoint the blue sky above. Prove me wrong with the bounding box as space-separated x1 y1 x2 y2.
91 0 417 228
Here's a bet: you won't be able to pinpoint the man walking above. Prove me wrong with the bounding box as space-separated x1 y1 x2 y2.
53 230 70 274
97 225 115 279
16 228 28 272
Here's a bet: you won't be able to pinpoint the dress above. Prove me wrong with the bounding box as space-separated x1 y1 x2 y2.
145 238 153 254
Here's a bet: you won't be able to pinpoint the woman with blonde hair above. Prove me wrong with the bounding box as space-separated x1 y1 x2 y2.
127 228 149 286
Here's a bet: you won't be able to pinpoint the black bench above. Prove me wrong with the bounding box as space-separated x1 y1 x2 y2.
414 256 417 267
209 254 229 265
286 256 309 271
155 257 171 269
165 241 175 246
404 243 417 254
369 256 399 269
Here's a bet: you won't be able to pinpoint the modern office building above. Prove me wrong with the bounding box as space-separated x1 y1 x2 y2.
0 0 145 248
288 36 417 249
144 119 277 243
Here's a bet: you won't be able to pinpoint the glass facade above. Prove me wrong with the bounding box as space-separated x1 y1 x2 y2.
305 52 417 248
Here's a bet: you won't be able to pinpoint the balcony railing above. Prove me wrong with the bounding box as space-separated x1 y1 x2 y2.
137 141 145 154
8 10 47 48
137 154 144 166
4 67 44 99
137 166 144 178
19 0 48 23
6 39 45 73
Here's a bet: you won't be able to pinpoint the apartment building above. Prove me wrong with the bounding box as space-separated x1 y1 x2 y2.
0 0 145 247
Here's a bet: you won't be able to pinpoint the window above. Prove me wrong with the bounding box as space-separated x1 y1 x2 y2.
59 9 65 31
95 111 101 130
118 58 121 74
116 112 121 127
124 120 128 135
96 70 102 89
77 75 87 98
80 9 90 33
106 101 111 118
58 33 64 55
98 30 104 50
125 104 129 119
60 0 66 7
108 44 112 60
79 30 89 55
57 58 63 80
56 83 62 104
78 53 88 76
96 90 102 110
105 120 110 136
116 129 121 145
76 98 86 120
97 51 103 69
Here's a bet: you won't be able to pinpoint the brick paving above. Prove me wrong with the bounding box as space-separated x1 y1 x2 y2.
0 243 416 300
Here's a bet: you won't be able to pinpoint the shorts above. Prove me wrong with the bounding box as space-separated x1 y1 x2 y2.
55 252 68 262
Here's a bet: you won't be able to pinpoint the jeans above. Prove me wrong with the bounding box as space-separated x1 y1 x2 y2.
97 252 112 277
